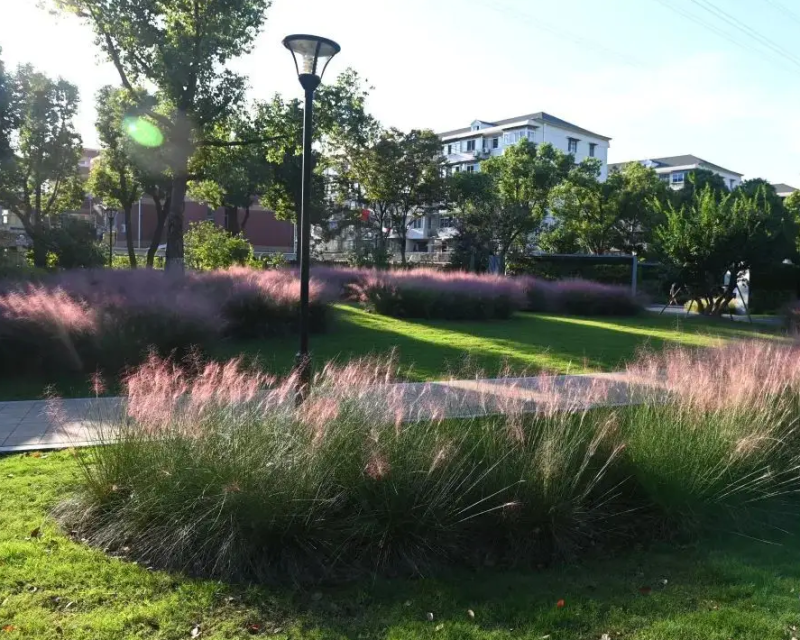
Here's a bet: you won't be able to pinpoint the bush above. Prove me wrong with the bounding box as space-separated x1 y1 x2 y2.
39 218 106 269
60 340 800 584
185 220 253 271
521 277 643 316
0 267 335 378
352 269 526 320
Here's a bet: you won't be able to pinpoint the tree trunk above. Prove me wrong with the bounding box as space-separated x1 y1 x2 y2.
124 205 137 268
146 194 169 268
224 205 240 235
240 205 250 231
165 174 188 272
398 233 407 265
31 228 48 268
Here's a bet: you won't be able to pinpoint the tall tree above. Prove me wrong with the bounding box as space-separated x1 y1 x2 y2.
0 48 18 168
784 190 800 257
478 140 573 270
87 86 144 267
259 69 379 225
0 65 83 267
384 129 445 265
653 185 794 315
57 0 272 271
546 160 668 256
547 159 617 255
189 109 271 235
609 162 669 255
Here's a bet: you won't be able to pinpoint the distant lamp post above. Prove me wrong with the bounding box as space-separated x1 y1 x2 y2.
106 207 117 267
283 33 341 401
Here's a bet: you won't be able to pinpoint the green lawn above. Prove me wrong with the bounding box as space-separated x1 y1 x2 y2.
3 451 800 639
0 306 781 400
214 305 780 380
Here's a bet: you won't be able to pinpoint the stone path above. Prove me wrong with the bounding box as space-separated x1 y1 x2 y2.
0 372 647 453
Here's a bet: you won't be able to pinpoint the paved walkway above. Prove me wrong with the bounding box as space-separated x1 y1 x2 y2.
645 304 784 326
0 372 647 453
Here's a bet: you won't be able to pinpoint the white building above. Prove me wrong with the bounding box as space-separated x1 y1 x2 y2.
439 111 612 181
609 155 743 191
319 112 613 262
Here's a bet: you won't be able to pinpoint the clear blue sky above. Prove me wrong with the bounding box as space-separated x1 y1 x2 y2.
3 0 800 184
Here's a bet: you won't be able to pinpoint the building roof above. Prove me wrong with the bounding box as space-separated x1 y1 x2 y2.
609 155 743 177
772 183 798 195
437 111 611 142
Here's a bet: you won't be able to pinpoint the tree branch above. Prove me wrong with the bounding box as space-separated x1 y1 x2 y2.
198 135 291 147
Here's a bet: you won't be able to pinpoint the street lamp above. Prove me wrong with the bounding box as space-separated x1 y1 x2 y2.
283 34 341 400
106 207 117 267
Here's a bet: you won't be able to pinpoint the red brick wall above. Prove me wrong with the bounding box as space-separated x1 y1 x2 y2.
115 201 295 251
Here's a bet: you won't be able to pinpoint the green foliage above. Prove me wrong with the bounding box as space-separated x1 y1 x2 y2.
0 65 83 267
449 142 573 270
544 161 668 256
57 0 273 268
653 185 795 315
39 218 105 269
184 220 253 271
347 245 390 269
784 190 800 256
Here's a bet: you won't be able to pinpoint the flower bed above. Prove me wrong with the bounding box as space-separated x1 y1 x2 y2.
58 340 800 584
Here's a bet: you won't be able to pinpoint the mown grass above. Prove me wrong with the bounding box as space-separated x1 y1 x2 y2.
217 305 781 380
0 306 780 401
3 451 800 639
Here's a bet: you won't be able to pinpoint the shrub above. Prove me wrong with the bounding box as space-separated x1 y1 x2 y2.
352 269 526 320
185 220 253 271
0 267 332 378
197 267 336 339
60 340 800 584
520 277 642 316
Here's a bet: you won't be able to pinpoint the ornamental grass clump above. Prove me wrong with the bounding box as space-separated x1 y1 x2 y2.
0 267 334 377
59 339 800 584
352 269 526 320
520 276 642 316
621 340 800 527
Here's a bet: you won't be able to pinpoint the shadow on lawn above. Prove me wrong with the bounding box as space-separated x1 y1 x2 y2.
216 533 800 639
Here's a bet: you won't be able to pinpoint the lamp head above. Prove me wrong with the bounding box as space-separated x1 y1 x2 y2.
283 34 341 90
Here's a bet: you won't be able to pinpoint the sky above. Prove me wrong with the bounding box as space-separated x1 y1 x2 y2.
2 0 800 185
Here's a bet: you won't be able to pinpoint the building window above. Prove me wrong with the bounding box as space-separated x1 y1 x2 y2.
567 138 579 154
492 137 499 149
454 166 461 173
589 143 597 158
466 164 476 173
410 217 423 229
466 140 476 152
447 144 452 155
440 216 454 228
671 172 685 184
730 178 735 189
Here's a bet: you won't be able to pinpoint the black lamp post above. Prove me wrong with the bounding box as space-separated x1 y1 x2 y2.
283 33 341 400
106 208 117 268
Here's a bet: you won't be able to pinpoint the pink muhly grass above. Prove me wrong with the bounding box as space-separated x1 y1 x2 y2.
124 354 276 435
628 340 800 413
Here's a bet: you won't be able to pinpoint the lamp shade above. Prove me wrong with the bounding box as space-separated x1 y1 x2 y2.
283 34 341 80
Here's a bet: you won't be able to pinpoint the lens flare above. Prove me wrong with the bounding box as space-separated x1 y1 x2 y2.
122 117 164 148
